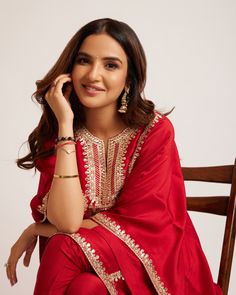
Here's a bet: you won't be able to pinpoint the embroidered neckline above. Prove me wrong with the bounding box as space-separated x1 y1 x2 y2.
76 126 136 144
75 127 138 213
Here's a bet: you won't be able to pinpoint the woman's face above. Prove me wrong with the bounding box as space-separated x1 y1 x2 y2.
71 33 128 111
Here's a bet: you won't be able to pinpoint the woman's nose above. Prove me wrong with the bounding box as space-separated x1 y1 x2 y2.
86 63 101 81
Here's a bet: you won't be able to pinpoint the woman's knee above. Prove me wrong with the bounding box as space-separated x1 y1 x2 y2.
66 272 108 295
43 234 81 262
40 234 78 270
45 234 71 252
41 234 91 272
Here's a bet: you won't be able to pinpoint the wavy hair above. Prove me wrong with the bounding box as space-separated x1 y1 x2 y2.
17 18 155 169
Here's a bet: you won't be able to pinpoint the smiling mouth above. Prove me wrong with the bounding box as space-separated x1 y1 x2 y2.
82 84 105 92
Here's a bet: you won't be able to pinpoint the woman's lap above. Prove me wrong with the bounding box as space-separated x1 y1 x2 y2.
34 227 127 294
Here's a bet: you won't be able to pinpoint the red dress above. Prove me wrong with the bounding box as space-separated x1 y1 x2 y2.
31 114 223 295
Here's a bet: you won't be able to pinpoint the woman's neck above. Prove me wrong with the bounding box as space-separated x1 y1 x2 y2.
83 107 127 140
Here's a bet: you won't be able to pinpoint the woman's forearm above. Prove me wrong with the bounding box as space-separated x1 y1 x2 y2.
31 219 98 238
32 222 58 237
47 124 84 233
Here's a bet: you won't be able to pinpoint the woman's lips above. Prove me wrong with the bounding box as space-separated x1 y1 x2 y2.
82 84 105 96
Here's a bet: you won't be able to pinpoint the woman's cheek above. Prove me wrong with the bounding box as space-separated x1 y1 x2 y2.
108 73 127 86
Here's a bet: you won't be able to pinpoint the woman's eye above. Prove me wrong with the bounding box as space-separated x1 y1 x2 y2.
77 57 89 65
105 63 119 70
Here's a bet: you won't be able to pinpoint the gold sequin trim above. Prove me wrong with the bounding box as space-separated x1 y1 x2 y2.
128 113 162 174
37 192 49 223
82 191 89 211
75 127 137 212
92 213 171 295
109 270 125 282
69 232 124 295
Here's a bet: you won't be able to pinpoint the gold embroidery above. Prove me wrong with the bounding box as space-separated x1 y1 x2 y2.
109 270 125 282
75 127 137 213
82 192 89 211
128 113 162 174
37 192 49 222
92 213 171 295
69 232 124 295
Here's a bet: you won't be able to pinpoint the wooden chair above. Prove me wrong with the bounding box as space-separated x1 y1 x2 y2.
182 159 236 295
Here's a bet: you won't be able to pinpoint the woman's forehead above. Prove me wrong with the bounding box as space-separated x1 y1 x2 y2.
78 34 127 60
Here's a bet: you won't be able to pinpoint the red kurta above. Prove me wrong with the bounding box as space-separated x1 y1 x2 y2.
31 113 222 295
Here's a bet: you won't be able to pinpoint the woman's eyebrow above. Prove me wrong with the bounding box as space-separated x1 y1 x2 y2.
77 51 123 64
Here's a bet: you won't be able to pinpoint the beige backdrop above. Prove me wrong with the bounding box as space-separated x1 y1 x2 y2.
0 0 235 294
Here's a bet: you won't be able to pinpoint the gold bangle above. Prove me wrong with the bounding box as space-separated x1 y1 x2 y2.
53 174 79 179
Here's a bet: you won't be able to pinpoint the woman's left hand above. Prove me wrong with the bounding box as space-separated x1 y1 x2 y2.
5 224 38 286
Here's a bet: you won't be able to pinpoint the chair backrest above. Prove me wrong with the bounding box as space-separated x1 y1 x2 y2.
182 159 236 295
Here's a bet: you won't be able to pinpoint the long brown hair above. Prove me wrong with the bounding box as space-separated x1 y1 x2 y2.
17 18 155 170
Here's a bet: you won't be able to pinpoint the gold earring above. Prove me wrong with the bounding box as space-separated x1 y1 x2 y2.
118 88 129 113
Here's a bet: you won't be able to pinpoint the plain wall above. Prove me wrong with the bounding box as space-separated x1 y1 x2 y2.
0 0 235 294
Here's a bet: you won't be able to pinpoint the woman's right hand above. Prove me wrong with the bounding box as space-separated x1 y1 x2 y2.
6 224 38 286
6 222 57 286
45 74 74 125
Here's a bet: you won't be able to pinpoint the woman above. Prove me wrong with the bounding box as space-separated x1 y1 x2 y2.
6 18 222 294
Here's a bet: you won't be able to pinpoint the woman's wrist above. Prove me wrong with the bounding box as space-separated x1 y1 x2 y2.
58 123 74 137
32 222 58 237
24 223 38 238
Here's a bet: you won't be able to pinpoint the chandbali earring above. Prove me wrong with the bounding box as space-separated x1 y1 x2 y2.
118 87 130 113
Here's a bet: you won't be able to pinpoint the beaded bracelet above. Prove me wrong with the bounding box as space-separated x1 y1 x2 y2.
55 136 76 144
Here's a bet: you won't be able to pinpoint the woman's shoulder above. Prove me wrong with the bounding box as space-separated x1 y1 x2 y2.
144 111 175 140
131 112 175 157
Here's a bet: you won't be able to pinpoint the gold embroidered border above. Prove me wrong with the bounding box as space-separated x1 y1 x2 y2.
92 213 171 295
68 232 124 295
77 135 104 207
128 113 162 174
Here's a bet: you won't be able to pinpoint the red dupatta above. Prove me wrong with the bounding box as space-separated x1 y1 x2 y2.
91 115 222 295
